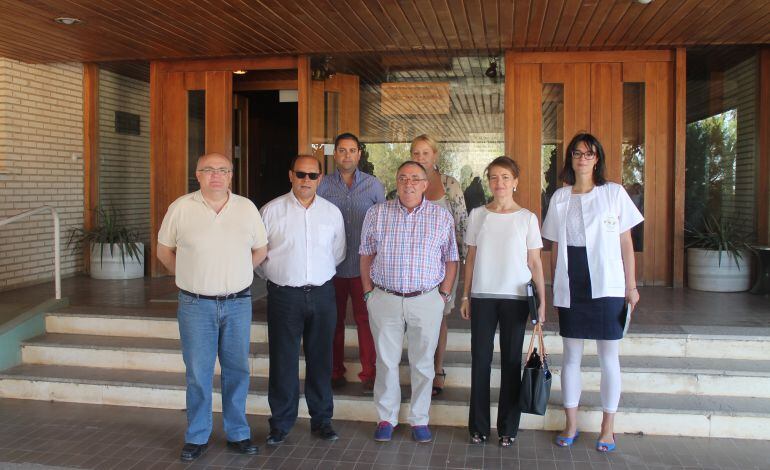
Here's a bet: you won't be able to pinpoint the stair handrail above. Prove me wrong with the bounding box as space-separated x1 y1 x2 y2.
0 205 61 299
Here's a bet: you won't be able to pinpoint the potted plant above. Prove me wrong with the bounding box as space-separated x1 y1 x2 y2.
68 206 144 279
686 214 753 292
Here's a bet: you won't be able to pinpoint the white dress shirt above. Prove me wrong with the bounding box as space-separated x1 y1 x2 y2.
259 191 346 287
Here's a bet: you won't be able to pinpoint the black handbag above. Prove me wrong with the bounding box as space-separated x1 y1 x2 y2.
519 323 552 416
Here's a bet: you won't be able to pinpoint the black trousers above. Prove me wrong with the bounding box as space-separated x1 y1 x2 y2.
266 280 336 433
468 297 529 437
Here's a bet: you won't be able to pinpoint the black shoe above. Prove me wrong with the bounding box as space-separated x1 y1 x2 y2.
227 438 260 455
331 376 348 389
311 423 339 441
180 442 207 461
266 429 287 446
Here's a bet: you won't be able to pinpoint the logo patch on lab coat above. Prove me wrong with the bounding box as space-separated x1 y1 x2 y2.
603 215 618 232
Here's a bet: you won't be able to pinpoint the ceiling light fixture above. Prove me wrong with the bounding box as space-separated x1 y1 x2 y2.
485 57 498 79
233 70 247 75
636 0 653 4
54 17 82 25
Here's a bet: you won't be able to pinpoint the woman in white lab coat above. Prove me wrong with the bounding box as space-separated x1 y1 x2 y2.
541 133 643 453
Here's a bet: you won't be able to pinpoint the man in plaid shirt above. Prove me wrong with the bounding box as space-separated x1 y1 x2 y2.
359 161 459 443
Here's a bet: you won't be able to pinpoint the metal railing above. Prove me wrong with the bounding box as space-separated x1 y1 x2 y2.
0 206 61 299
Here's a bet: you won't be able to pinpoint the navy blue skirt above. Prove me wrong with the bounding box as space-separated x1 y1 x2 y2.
558 246 625 340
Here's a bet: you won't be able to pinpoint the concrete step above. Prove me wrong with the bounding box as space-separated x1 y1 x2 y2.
21 333 770 398
43 312 770 360
1 364 768 440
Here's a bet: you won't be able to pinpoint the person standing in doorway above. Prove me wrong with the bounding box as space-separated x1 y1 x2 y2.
318 133 385 394
542 133 643 453
360 161 459 443
410 134 468 397
157 152 268 462
259 155 346 446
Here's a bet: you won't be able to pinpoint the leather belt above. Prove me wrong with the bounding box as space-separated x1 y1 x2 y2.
179 287 251 301
375 285 437 298
267 280 328 293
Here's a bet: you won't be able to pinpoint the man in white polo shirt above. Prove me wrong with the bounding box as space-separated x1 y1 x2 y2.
157 152 268 462
259 155 345 446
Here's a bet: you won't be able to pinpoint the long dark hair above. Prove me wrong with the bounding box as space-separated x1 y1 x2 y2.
560 133 607 186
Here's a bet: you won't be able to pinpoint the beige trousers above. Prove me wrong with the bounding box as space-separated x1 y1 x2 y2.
366 287 444 426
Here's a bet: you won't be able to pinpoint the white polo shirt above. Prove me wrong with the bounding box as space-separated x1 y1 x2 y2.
258 191 346 287
158 190 267 296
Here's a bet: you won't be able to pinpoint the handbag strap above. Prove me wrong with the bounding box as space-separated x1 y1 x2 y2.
524 323 546 366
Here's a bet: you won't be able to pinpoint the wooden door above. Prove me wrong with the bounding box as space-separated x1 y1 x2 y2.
506 51 675 286
150 57 298 276
309 72 361 172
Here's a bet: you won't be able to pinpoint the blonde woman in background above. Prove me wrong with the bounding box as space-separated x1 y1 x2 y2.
410 134 468 396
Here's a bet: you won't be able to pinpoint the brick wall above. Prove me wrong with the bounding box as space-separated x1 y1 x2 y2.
98 69 150 247
0 59 84 291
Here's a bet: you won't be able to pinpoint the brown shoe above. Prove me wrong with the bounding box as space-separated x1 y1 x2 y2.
362 378 375 394
331 376 348 389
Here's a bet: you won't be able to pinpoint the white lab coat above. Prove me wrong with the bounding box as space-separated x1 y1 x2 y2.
542 182 643 308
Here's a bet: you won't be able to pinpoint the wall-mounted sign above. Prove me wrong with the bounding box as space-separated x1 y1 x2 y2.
114 111 140 135
381 82 450 115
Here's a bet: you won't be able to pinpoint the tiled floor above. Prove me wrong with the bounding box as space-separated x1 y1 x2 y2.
2 275 769 334
0 399 768 470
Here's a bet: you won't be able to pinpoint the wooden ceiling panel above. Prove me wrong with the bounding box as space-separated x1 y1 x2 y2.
0 0 767 64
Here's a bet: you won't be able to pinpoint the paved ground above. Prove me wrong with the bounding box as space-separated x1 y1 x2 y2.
0 399 768 470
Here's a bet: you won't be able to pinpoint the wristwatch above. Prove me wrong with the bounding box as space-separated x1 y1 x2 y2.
363 290 374 302
439 290 452 303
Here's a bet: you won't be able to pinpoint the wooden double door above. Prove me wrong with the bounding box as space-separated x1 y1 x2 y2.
505 51 675 285
149 57 359 276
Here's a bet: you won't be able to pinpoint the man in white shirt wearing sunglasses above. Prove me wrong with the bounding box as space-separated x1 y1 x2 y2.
258 155 346 446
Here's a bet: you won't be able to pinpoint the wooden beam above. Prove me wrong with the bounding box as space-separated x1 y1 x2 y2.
149 62 162 276
204 71 233 157
156 56 297 73
82 62 99 273
758 48 770 244
509 50 674 64
233 79 297 91
297 56 311 154
673 48 687 287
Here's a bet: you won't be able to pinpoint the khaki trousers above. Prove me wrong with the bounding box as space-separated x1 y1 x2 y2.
366 287 444 426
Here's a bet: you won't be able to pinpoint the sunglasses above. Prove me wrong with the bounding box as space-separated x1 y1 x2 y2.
294 171 320 180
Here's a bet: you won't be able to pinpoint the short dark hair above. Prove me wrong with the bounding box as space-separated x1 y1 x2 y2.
290 154 322 173
334 133 361 150
560 132 607 186
397 160 427 177
484 156 520 180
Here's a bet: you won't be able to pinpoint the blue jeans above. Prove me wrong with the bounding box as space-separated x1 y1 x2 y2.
267 280 336 433
177 292 252 444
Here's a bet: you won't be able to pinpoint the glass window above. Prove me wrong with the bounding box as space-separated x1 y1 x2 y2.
359 56 504 207
685 50 758 240
622 83 645 251
187 90 205 192
541 84 564 222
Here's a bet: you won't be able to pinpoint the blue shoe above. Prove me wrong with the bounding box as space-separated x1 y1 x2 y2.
412 425 432 443
374 421 394 442
554 431 579 447
596 434 616 453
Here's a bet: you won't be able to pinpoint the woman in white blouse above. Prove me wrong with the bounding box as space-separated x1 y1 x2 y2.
541 133 643 453
460 156 546 447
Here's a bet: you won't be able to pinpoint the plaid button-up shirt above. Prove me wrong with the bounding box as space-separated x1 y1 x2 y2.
359 197 459 293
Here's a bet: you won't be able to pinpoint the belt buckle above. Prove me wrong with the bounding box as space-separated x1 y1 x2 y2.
302 285 313 293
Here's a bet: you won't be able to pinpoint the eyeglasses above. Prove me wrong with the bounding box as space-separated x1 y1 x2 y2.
571 150 597 160
196 167 232 175
294 171 320 180
397 176 427 185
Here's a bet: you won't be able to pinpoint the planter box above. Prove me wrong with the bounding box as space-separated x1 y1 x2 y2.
687 248 750 292
90 243 144 280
